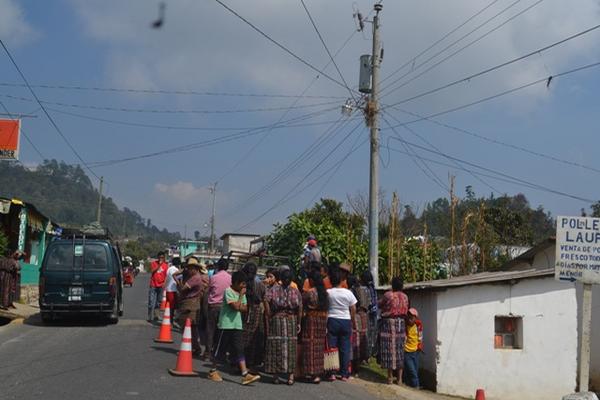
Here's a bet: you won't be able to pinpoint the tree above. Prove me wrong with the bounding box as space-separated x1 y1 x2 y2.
267 199 368 271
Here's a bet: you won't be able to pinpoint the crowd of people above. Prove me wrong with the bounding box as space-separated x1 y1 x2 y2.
0 250 25 310
147 238 423 388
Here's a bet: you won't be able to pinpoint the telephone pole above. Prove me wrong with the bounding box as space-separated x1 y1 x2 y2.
96 176 104 224
368 3 382 287
209 182 217 253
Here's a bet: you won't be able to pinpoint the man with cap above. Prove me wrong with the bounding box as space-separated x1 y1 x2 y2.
177 258 208 355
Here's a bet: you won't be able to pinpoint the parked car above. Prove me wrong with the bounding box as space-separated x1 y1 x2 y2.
39 233 124 324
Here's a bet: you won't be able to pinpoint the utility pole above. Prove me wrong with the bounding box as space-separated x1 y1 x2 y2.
96 176 104 224
209 182 217 254
368 3 382 287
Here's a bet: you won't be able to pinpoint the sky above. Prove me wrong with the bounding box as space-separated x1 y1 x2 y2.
1 0 600 238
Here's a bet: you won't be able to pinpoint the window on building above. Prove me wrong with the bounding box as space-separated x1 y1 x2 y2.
494 316 523 349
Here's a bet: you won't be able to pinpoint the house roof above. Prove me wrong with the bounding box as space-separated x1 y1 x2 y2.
500 237 555 271
398 268 554 291
219 232 261 240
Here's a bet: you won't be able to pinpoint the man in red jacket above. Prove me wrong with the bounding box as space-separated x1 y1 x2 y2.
147 251 168 322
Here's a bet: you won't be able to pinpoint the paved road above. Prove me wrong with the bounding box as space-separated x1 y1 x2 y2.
0 274 382 400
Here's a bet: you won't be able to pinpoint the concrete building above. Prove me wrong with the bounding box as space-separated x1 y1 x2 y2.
0 197 61 303
220 233 260 254
405 236 599 399
407 269 577 400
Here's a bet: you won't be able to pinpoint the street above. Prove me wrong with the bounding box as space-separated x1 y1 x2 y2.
0 274 381 400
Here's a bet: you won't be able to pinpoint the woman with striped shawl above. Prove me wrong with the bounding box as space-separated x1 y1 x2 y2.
301 269 328 383
360 270 379 358
241 262 266 368
264 269 303 385
377 276 409 385
348 275 370 375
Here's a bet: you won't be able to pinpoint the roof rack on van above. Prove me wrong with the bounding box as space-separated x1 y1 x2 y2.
60 222 113 241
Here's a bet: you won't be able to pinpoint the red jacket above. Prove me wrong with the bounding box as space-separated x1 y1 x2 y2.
149 261 167 288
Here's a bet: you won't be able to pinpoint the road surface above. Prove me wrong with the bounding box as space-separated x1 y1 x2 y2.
0 274 382 400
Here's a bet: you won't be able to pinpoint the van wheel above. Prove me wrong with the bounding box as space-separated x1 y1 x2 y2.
108 301 119 324
41 312 52 324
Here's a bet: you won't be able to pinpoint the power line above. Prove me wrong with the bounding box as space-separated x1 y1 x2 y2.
300 0 356 102
385 105 600 175
0 39 100 181
305 128 369 208
383 60 600 130
45 105 358 132
382 109 502 194
213 0 354 94
235 120 364 231
88 107 341 168
0 92 341 114
215 24 360 184
214 76 324 184
383 21 600 108
0 101 46 161
384 135 595 203
225 115 354 217
381 0 543 98
380 0 501 85
380 114 449 192
0 81 346 99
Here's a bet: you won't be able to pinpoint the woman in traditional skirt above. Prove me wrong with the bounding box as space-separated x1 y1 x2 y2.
264 269 302 385
348 275 370 374
360 270 379 358
377 276 409 385
241 262 266 368
301 269 328 383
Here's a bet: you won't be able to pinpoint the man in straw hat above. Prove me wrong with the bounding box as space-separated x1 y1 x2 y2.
177 257 208 355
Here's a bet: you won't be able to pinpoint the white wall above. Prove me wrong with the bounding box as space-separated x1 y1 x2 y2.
435 277 577 400
577 283 600 391
223 235 259 253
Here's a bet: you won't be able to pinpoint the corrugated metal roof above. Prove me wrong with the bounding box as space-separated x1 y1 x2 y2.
381 268 555 291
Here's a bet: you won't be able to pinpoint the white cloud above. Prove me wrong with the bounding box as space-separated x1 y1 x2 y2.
154 181 210 202
67 0 600 117
0 0 38 46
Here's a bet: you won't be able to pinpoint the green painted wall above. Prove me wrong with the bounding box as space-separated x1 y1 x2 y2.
20 262 39 285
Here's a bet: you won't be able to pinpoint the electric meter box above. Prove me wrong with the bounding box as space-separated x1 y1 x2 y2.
359 54 372 93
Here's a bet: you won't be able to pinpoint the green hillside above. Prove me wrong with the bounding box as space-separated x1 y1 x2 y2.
0 160 180 246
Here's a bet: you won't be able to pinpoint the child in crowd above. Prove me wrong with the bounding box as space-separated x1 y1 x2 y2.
208 270 260 386
403 307 423 388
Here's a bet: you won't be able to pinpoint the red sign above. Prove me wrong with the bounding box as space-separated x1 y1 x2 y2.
0 119 20 160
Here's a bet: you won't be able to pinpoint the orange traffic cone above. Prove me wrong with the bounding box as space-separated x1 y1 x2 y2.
475 389 486 400
168 318 199 376
159 290 167 311
154 301 174 343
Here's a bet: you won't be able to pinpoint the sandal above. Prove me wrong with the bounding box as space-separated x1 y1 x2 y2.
287 377 295 386
311 377 321 384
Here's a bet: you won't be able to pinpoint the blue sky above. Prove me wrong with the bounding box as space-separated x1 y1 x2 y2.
1 0 600 237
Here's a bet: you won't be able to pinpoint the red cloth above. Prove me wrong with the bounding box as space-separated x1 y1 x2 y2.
149 261 167 288
379 290 409 317
166 291 177 317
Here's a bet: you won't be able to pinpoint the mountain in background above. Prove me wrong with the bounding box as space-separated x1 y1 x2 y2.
0 160 180 245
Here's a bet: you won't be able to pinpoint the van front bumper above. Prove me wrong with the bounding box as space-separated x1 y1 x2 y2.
40 301 114 313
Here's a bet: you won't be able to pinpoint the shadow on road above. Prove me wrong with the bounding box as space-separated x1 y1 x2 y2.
24 313 113 328
150 345 179 355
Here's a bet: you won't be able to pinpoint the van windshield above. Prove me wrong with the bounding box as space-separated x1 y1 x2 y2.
45 243 109 271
